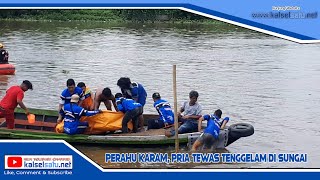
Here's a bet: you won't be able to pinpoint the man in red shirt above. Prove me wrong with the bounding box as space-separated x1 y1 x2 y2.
0 80 33 129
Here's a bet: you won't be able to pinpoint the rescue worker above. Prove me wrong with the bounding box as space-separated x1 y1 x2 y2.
0 80 33 129
59 94 101 135
117 77 147 129
191 109 230 151
57 79 84 123
115 93 143 133
147 92 174 130
77 82 94 110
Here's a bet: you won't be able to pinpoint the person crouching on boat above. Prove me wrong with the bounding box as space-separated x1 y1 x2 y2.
0 43 9 64
0 80 33 129
117 77 147 130
93 87 118 111
148 92 174 130
57 79 85 123
191 109 229 151
59 94 101 135
115 93 143 133
77 82 94 110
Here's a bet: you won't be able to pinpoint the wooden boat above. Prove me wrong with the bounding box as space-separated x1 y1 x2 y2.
0 108 193 145
0 108 254 147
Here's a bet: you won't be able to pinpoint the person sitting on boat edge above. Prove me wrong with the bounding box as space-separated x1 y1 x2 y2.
0 80 33 129
191 109 229 151
57 79 85 123
93 87 118 111
77 82 94 110
59 94 102 135
165 90 202 137
115 93 143 133
0 43 9 64
117 77 147 129
148 92 174 130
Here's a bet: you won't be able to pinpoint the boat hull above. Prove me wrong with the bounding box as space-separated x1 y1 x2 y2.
0 64 15 75
0 108 254 147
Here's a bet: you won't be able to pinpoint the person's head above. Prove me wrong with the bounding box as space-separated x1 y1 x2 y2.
70 94 80 104
77 82 86 92
66 79 76 93
214 109 222 119
117 77 131 89
0 43 3 49
115 93 123 99
102 87 112 99
20 80 33 91
152 92 161 102
189 90 199 105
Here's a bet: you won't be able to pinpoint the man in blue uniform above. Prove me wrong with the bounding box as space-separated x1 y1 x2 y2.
115 93 143 133
148 92 174 130
59 94 101 135
57 79 84 123
191 109 230 151
117 77 147 129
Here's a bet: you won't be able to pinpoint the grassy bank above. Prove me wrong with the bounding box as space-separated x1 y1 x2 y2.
0 9 218 23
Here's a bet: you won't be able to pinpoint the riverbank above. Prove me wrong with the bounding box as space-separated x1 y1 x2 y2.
0 9 221 24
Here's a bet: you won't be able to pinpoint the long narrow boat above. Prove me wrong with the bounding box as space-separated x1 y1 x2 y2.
0 108 254 147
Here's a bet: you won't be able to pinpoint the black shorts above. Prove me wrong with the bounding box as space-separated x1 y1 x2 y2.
197 133 216 149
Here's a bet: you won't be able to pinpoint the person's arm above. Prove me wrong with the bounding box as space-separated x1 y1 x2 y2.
16 92 29 115
198 116 204 132
178 102 186 117
78 89 85 106
93 94 101 110
183 115 202 120
131 87 139 103
220 117 230 129
57 108 65 124
184 104 202 120
81 109 101 117
57 92 66 121
112 96 118 111
17 101 29 115
117 103 124 113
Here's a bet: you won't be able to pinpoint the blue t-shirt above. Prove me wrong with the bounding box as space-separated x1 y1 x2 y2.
116 97 142 113
60 87 84 105
154 99 174 125
122 82 147 106
203 114 230 139
59 103 99 134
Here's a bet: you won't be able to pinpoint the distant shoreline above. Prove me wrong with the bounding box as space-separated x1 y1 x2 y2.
0 9 223 24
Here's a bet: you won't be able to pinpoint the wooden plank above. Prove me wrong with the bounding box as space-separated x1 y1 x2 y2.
14 119 56 128
0 127 197 145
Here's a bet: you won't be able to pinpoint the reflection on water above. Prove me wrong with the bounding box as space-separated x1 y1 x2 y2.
1 20 320 168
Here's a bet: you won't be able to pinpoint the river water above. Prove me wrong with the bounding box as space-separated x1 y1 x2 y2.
1 20 320 168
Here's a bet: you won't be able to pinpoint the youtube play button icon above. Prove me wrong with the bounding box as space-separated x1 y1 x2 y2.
5 156 23 169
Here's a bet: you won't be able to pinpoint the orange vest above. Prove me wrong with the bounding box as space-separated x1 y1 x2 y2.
81 87 93 110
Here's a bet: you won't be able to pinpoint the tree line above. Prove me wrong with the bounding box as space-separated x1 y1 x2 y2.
0 10 210 22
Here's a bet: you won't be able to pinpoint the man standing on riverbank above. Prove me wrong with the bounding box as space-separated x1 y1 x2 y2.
0 80 33 129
